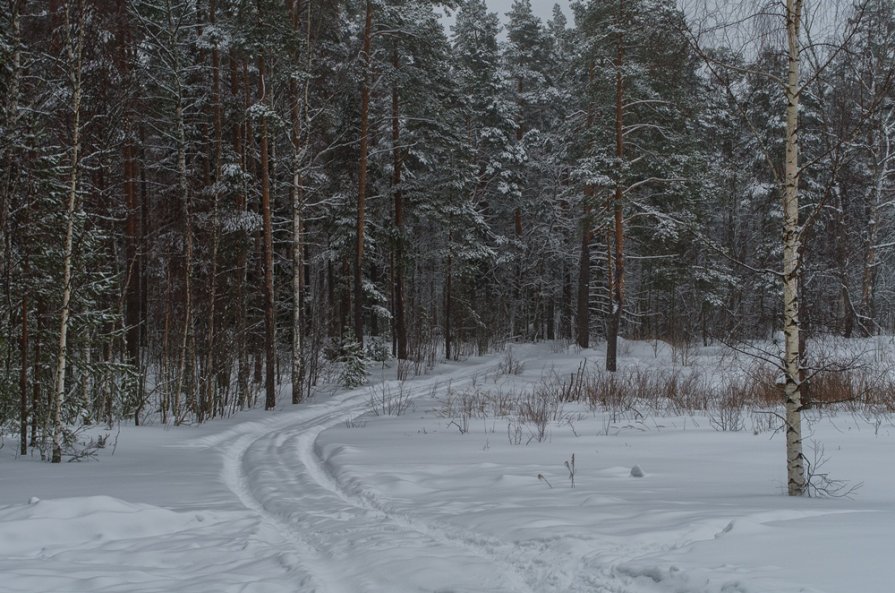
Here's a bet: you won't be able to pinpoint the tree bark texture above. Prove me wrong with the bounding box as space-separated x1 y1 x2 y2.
391 45 408 361
52 0 85 463
19 253 28 455
259 51 277 411
576 206 591 349
783 0 807 496
606 0 626 373
290 0 309 404
576 63 597 350
354 0 374 344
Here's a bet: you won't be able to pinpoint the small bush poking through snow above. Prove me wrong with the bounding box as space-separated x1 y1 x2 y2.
497 347 524 376
565 453 576 488
708 396 746 432
368 381 412 416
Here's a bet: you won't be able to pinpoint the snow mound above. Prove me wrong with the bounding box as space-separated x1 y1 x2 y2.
0 495 210 556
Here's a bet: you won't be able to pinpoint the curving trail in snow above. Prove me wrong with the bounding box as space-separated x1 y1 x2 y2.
215 358 546 593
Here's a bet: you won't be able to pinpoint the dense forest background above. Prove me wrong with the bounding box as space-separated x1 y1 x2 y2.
2 0 894 461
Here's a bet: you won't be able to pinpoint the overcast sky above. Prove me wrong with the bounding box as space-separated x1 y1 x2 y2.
443 0 840 47
441 0 569 36
483 0 566 22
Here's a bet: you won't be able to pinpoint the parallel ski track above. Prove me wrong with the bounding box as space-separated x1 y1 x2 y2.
218 359 548 593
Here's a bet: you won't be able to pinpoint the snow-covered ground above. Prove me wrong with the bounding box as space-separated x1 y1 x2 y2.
2 340 893 593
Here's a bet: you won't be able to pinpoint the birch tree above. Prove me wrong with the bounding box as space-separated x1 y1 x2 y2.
685 0 891 494
685 0 811 494
51 0 86 463
779 0 806 495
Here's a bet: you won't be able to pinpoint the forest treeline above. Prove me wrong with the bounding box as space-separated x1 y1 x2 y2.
1 0 894 461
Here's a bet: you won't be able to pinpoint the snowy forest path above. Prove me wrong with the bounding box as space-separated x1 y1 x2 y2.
212 355 545 593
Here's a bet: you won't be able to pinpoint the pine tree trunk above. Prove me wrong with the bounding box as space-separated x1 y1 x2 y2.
834 194 853 338
201 0 224 420
783 0 807 496
562 266 572 340
163 5 196 424
291 168 304 403
19 253 29 455
7 3 28 445
577 61 598 350
138 124 150 420
31 300 42 449
258 52 276 411
290 0 309 404
204 185 220 418
0 1 21 313
860 217 880 336
445 232 453 361
160 271 171 424
513 208 524 338
341 257 351 335
118 0 142 381
859 114 888 336
576 206 591 349
232 56 250 409
172 97 193 425
124 135 142 367
606 0 626 373
391 46 408 361
514 74 525 339
354 0 374 344
546 289 555 340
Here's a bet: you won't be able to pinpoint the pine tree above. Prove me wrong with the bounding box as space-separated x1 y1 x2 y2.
452 0 523 349
504 0 566 340
574 0 697 369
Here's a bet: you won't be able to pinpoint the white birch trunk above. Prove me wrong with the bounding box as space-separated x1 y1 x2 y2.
52 1 85 463
783 0 806 496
